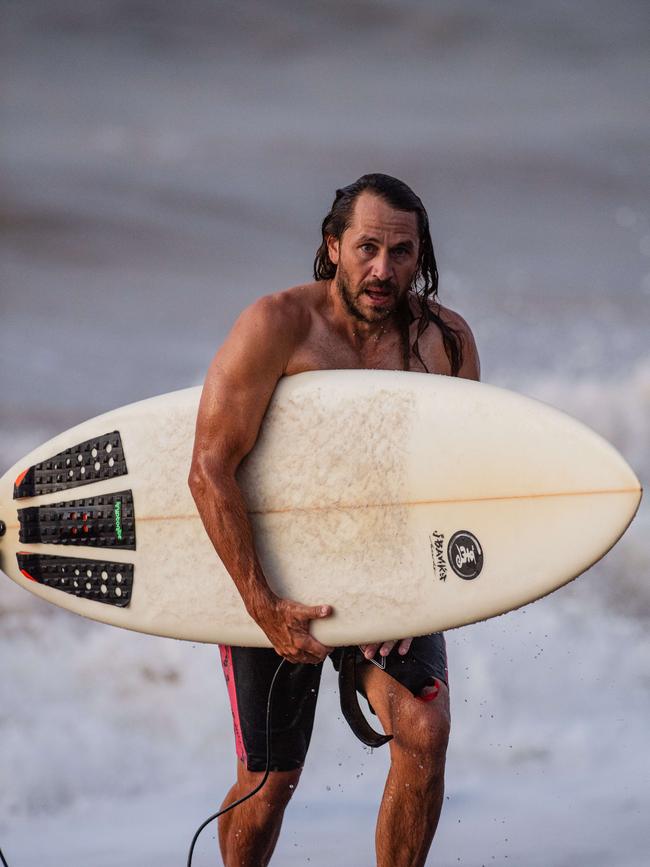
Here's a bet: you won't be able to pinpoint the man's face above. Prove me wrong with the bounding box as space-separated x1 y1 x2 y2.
327 192 420 324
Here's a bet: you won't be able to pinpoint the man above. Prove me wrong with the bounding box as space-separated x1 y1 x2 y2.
189 173 480 866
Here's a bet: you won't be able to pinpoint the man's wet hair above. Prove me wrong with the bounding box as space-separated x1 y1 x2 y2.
313 173 463 375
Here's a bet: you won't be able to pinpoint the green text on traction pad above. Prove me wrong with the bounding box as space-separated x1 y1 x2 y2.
114 500 123 541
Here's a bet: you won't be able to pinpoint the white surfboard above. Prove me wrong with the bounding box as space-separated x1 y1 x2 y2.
0 370 642 646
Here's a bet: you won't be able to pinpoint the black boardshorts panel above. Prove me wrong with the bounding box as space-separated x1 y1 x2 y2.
219 633 448 773
220 645 323 773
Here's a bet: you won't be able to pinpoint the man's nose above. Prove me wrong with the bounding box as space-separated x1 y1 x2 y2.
371 250 392 282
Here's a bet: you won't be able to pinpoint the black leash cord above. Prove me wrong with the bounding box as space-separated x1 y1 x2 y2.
186 657 285 867
0 848 9 867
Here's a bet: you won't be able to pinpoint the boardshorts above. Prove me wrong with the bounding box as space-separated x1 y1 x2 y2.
219 634 448 772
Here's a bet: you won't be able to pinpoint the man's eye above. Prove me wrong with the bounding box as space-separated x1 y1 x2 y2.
393 247 408 257
360 244 375 253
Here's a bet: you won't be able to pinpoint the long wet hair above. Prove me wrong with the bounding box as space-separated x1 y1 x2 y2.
313 173 463 375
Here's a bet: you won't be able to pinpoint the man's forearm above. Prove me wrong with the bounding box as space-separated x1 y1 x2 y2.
189 469 277 621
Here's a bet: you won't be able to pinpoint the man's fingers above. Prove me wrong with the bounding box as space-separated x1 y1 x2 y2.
291 633 415 666
361 643 380 660
286 603 332 628
301 634 333 659
282 652 319 665
380 640 398 656
264 598 334 663
398 637 413 655
275 638 324 665
361 641 396 659
290 652 321 665
360 639 413 660
278 600 332 624
303 604 333 620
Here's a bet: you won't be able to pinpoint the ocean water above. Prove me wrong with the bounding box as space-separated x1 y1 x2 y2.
1 2 648 865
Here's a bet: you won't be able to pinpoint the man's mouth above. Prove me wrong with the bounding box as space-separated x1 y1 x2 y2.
364 287 393 302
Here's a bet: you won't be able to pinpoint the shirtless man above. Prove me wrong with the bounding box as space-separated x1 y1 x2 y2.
189 173 480 867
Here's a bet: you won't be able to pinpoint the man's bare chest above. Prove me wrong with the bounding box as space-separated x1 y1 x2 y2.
286 338 401 374
285 316 451 376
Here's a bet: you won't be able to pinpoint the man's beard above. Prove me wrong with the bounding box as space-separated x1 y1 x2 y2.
335 263 403 324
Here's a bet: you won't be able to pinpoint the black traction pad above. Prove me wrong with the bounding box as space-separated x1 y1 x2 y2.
17 553 133 607
18 490 136 550
13 431 127 499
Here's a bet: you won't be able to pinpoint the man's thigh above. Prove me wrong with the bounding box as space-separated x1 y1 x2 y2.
352 634 450 743
332 633 448 707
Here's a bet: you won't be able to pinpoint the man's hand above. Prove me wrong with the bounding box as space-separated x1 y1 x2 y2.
256 598 334 665
359 638 413 662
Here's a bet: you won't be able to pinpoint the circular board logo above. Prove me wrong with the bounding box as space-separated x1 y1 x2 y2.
447 531 484 580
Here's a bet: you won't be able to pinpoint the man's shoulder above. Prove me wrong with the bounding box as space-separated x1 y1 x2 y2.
420 297 474 339
413 295 480 380
242 283 321 335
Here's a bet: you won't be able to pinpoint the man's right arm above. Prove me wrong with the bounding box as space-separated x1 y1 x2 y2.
188 295 332 664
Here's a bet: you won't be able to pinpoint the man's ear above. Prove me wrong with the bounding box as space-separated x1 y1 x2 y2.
326 234 340 266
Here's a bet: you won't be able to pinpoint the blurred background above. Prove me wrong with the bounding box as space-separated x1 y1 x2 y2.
1 1 648 864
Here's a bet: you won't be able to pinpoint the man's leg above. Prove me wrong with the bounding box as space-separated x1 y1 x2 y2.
218 645 322 866
218 764 302 867
359 662 451 867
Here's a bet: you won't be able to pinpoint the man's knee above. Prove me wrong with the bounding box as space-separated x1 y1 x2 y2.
391 686 451 766
237 764 303 810
264 767 303 806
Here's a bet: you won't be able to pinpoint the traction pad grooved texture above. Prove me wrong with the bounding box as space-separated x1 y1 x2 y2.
13 431 127 499
17 490 136 549
17 553 133 607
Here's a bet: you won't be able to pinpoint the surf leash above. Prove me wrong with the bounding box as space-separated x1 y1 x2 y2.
0 848 10 867
186 657 286 867
337 647 393 747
